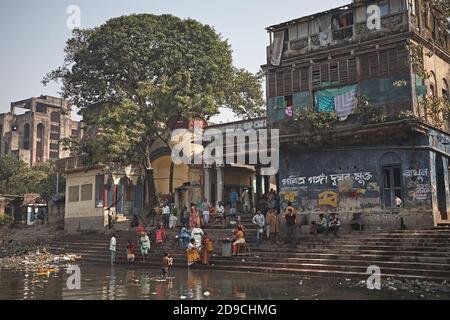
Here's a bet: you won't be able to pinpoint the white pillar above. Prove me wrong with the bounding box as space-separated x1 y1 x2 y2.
217 165 224 204
204 166 211 202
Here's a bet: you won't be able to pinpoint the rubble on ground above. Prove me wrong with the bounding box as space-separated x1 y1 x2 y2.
0 241 81 272
352 277 450 296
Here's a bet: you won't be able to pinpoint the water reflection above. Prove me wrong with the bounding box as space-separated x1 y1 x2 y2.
0 265 447 300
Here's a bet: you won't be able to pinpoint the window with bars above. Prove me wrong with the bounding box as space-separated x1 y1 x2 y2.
68 186 79 202
81 184 93 201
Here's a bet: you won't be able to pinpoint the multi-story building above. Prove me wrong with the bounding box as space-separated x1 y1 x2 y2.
262 0 450 229
0 95 82 166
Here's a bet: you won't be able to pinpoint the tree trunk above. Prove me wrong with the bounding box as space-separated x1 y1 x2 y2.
145 167 158 210
169 161 174 196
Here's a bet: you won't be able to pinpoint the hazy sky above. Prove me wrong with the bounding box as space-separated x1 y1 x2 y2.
0 0 348 122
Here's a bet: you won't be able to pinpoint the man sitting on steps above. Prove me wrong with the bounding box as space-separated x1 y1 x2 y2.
327 213 341 237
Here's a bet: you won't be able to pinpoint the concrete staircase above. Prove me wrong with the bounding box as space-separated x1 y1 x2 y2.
47 213 450 281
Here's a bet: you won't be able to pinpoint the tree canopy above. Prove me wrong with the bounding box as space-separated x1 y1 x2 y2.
0 157 64 201
44 14 265 204
44 14 264 122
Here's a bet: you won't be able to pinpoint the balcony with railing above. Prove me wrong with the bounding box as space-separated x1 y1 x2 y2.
55 155 94 173
266 10 407 64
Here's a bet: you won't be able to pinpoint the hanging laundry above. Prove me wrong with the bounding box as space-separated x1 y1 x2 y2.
285 105 293 118
315 84 358 114
316 92 335 112
271 31 285 66
319 30 331 46
334 89 357 121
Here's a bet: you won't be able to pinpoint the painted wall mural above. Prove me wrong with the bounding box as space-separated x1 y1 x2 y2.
280 171 380 212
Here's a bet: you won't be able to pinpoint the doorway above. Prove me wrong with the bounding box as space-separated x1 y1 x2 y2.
436 155 448 220
382 166 402 208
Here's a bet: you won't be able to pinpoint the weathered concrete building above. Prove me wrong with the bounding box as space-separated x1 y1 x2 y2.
263 0 450 229
0 96 81 166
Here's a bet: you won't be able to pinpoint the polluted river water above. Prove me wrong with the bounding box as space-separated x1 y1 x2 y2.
0 264 450 300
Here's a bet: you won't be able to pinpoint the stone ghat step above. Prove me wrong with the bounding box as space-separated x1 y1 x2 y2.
48 245 450 266
63 256 450 281
49 245 450 272
48 240 450 253
48 245 450 262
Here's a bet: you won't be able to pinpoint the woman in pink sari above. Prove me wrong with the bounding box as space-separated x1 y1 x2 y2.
189 203 199 229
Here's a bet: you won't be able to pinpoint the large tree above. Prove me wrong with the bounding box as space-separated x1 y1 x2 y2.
44 14 264 208
0 157 64 201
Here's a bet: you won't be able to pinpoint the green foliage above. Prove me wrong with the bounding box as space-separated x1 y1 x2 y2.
353 97 387 124
0 214 13 226
43 14 264 127
407 43 432 80
43 14 265 202
294 108 338 132
0 157 64 201
417 97 450 128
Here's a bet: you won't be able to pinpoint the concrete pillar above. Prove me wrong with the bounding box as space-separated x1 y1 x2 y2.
255 167 262 206
204 166 211 202
216 165 224 204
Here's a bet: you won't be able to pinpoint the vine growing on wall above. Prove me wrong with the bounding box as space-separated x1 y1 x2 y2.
293 107 338 132
353 96 388 124
405 41 450 130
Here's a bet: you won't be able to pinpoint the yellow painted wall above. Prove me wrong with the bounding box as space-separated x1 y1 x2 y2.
64 168 105 225
152 155 190 195
224 168 253 187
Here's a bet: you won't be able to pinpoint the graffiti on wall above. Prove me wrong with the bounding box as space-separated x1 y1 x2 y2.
282 172 374 188
403 168 430 202
408 184 430 201
403 168 428 183
280 180 381 212
318 190 338 207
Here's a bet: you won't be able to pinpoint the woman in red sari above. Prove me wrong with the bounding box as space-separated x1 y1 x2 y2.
201 232 213 265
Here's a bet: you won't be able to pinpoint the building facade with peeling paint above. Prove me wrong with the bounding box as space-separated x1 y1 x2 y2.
263 0 450 229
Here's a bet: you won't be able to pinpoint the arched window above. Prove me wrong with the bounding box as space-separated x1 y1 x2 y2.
429 71 437 98
23 123 30 150
36 123 45 162
443 79 449 101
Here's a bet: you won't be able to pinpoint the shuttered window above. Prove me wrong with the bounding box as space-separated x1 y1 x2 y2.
268 72 276 98
348 58 357 83
379 51 389 76
312 64 321 86
388 49 399 74
369 53 379 77
339 59 349 84
321 63 330 83
360 55 370 80
284 70 292 95
292 68 301 92
330 61 339 83
276 72 284 96
300 66 310 91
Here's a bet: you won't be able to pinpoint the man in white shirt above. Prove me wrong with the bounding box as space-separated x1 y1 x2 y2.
162 204 170 229
110 234 117 265
252 211 266 247
202 199 210 226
